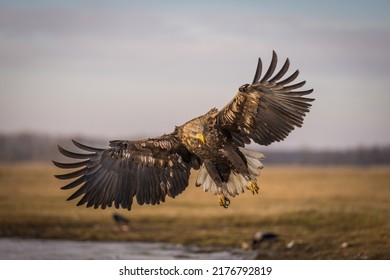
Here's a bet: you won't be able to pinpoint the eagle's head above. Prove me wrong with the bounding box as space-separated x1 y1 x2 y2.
179 120 206 149
187 124 205 145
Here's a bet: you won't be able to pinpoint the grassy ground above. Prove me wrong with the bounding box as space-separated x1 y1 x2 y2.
0 164 389 259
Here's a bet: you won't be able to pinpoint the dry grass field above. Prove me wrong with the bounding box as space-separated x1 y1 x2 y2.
0 164 389 259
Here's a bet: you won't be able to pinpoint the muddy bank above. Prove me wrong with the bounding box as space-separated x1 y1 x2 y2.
0 238 255 260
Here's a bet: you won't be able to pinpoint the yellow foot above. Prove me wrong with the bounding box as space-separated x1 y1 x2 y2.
219 196 230 208
247 181 259 194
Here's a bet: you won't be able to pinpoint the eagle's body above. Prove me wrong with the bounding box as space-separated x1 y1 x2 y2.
54 51 314 210
177 109 263 207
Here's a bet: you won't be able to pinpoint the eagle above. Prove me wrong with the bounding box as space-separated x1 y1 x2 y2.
54 51 314 210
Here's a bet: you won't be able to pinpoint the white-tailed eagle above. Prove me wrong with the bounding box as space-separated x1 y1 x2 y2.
54 51 314 210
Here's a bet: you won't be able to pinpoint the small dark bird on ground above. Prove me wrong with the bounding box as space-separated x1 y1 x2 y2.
112 213 129 225
252 231 279 249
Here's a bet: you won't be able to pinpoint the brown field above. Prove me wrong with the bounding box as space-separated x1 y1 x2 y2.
0 164 389 259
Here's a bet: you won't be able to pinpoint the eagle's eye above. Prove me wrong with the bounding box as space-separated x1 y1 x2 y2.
239 83 250 92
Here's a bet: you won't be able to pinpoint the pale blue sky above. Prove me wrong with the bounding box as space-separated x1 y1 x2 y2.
1 0 389 150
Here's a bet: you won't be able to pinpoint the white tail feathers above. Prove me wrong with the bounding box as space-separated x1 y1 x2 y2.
195 147 264 197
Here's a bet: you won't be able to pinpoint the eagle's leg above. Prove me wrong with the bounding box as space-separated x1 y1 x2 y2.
219 195 230 208
222 146 260 195
203 161 230 208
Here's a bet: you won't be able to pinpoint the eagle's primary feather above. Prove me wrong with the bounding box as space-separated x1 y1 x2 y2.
54 51 314 210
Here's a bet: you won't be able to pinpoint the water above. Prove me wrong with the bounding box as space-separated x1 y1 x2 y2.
0 238 256 260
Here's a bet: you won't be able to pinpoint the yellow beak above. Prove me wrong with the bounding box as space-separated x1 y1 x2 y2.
195 133 205 144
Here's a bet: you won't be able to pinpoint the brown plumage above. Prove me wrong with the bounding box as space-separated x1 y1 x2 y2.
54 51 314 210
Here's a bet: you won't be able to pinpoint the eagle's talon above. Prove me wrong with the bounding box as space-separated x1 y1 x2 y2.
219 196 230 208
247 181 259 194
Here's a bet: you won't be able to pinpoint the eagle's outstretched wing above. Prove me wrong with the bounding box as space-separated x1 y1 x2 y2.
53 135 201 210
217 51 314 146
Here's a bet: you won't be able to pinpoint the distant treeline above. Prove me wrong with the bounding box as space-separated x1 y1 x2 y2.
1 133 390 165
0 133 106 163
262 148 390 165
